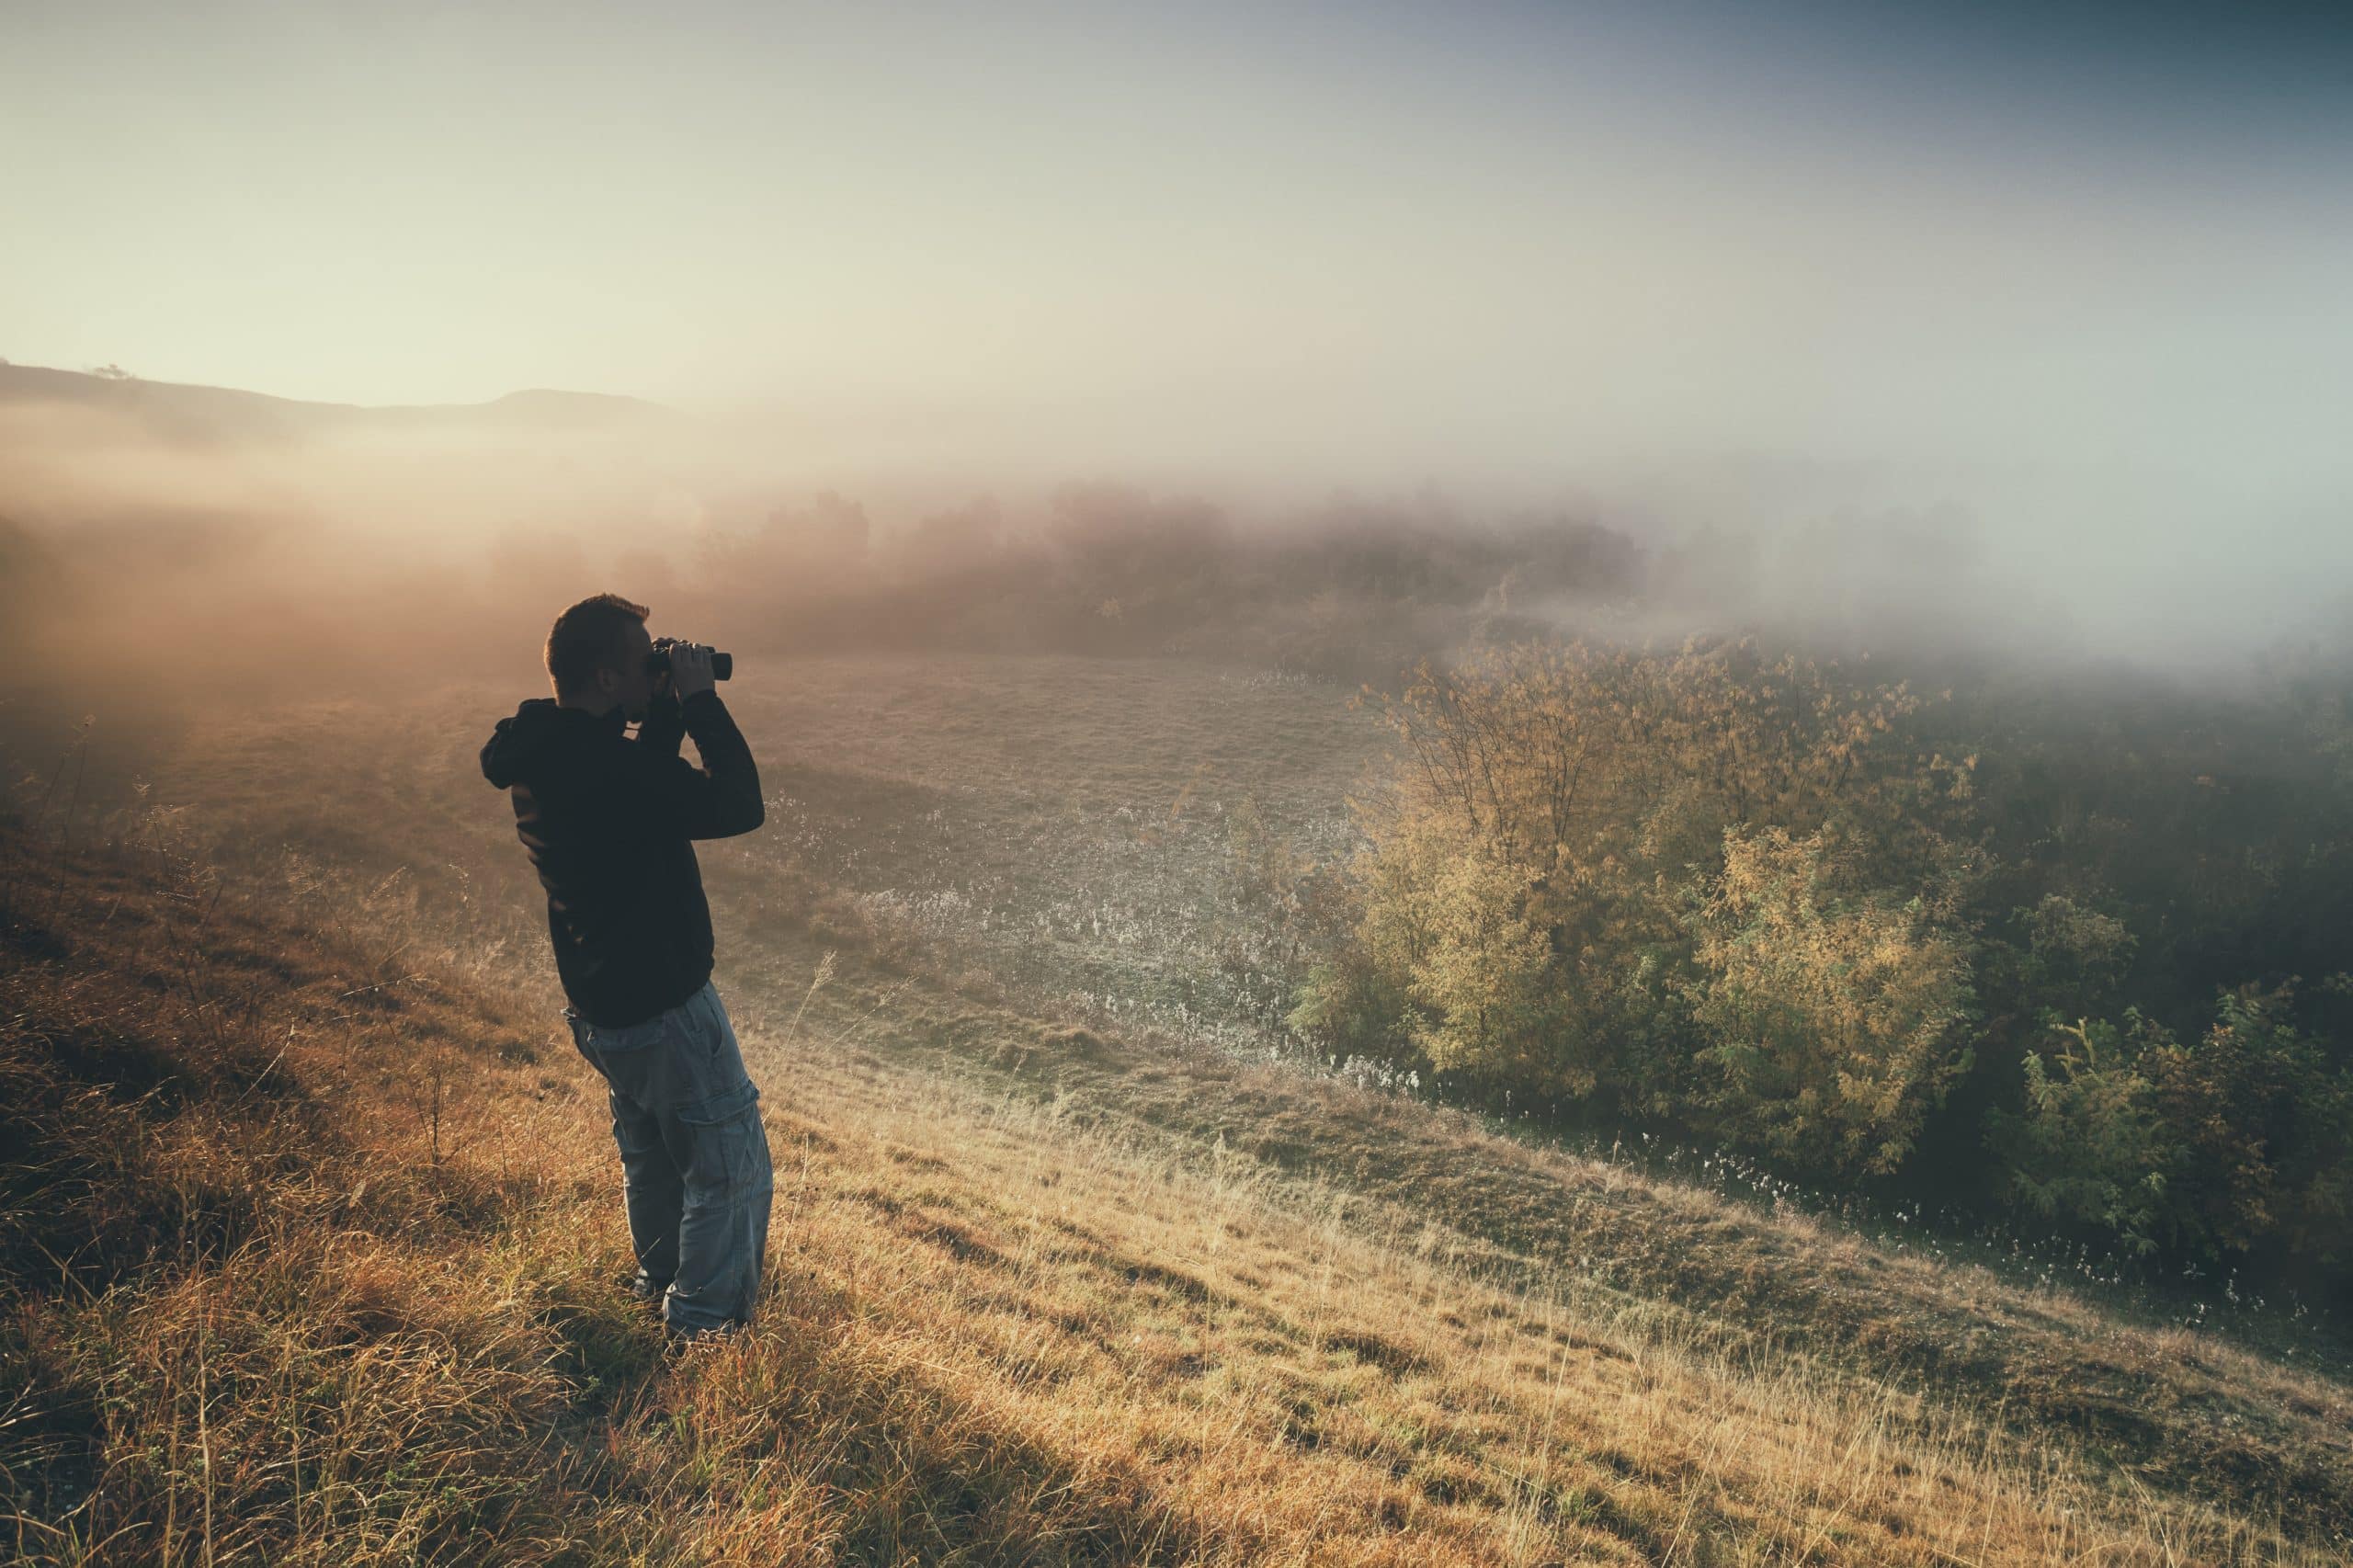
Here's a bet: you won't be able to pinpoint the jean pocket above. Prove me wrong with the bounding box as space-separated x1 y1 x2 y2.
697 985 749 1073
676 1080 766 1194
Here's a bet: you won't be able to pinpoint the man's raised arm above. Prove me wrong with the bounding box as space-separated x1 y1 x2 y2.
633 688 764 839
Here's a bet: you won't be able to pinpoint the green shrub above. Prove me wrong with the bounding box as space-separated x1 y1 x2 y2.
2147 984 2351 1264
1984 1015 2171 1254
1988 989 2353 1269
1687 822 1978 1176
1299 629 2353 1292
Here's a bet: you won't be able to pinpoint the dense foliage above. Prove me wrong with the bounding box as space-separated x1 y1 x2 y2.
1289 637 2353 1298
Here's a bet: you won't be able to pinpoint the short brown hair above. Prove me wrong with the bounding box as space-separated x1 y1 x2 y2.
545 593 650 697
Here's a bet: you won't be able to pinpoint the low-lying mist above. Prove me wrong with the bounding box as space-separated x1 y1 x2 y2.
3 365 2349 739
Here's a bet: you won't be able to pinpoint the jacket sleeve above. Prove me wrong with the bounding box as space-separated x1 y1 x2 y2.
626 690 765 839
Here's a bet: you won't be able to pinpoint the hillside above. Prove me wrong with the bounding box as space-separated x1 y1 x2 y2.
5 789 2349 1561
0 361 672 444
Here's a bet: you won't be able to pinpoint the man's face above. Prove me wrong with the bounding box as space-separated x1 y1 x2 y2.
605 619 659 722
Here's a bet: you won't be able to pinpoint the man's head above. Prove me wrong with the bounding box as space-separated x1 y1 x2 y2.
547 593 657 720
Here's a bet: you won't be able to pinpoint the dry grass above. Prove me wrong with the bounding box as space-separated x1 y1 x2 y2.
5 813 2348 1564
5 654 2348 1563
756 959 2353 1555
750 1049 2344 1566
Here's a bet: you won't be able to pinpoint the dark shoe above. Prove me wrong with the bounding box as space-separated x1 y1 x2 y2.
623 1272 673 1309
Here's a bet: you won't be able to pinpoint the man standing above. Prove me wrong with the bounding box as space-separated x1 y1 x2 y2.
480 593 772 1342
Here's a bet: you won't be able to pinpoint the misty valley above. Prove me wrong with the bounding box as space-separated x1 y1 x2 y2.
5 361 2352 1564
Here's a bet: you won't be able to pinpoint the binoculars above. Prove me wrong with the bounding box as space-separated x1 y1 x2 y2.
647 637 733 682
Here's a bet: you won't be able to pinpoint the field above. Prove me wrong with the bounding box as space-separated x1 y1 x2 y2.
6 651 2351 1564
114 653 1392 1058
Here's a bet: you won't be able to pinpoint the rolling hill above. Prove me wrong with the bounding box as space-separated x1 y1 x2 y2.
5 659 2349 1564
0 361 674 445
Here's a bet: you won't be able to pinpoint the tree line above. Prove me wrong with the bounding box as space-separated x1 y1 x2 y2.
1282 637 2353 1300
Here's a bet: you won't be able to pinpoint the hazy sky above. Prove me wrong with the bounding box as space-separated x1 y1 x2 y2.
5 1 2351 493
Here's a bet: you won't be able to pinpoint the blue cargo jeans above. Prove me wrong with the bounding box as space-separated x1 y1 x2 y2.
564 980 774 1339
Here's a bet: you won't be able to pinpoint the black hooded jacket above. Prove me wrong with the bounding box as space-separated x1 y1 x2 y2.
480 689 763 1028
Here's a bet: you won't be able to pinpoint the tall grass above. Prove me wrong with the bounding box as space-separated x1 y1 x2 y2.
7 817 2347 1562
8 664 2351 1564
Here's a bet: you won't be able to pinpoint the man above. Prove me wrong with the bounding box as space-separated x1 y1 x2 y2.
479 592 772 1343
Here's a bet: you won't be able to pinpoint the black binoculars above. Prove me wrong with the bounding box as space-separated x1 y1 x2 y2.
646 637 733 682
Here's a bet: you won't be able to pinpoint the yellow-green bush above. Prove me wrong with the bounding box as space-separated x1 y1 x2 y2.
1687 822 1977 1176
1292 632 2353 1291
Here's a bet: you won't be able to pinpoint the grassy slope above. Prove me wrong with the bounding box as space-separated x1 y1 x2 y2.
5 653 2347 1563
767 935 2353 1546
4 830 2348 1564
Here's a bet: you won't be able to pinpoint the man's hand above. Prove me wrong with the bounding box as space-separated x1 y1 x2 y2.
665 641 719 700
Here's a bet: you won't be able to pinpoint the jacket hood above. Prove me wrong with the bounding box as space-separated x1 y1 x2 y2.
481 698 594 789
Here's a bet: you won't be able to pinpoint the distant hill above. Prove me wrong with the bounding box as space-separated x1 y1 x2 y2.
0 361 676 443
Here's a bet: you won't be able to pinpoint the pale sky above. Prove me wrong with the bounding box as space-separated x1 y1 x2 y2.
5 0 2351 496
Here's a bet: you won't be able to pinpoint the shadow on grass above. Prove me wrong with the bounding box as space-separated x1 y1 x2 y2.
552 1252 1238 1566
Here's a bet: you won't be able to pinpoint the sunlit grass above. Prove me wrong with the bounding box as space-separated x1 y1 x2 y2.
6 812 2345 1564
6 655 2347 1562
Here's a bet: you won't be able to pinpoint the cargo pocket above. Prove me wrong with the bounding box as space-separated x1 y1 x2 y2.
676 1079 764 1196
